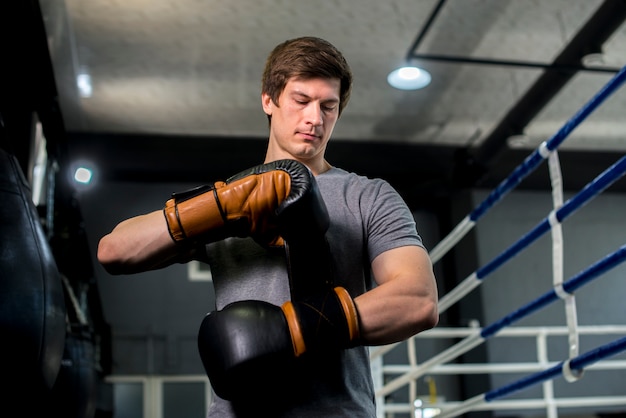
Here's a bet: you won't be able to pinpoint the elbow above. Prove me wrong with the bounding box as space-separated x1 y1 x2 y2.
410 295 439 336
425 298 439 330
97 235 126 275
420 274 440 331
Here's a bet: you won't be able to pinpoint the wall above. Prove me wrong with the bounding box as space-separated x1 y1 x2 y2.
80 180 212 375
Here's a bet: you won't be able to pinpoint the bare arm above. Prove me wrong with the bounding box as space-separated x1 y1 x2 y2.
355 245 438 346
97 209 194 275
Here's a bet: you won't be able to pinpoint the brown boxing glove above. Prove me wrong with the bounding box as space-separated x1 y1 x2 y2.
163 159 324 246
281 286 361 357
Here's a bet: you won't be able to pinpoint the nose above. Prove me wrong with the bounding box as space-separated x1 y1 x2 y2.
305 104 323 126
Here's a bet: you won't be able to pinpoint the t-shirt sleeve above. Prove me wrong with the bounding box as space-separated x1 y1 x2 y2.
362 179 424 262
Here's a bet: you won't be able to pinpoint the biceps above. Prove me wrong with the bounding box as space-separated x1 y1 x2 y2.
371 245 434 287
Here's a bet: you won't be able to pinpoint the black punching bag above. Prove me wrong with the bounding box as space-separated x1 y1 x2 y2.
0 148 66 404
51 325 98 418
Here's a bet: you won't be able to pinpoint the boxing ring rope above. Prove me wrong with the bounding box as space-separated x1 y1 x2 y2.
438 335 626 418
372 66 626 417
436 153 626 314
377 325 626 414
371 65 626 362
378 243 626 398
545 149 581 362
371 153 626 362
428 65 626 265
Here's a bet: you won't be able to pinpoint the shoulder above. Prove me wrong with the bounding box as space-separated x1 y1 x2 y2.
316 167 412 225
316 167 395 198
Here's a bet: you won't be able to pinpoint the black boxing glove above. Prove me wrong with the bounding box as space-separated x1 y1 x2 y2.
163 159 327 246
195 157 354 401
197 287 360 400
281 286 360 356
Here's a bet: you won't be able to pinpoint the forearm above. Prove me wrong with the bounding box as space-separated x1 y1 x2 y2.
98 160 314 275
356 246 439 346
355 279 438 345
97 210 181 275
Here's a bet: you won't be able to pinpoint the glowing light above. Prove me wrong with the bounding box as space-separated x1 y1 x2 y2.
77 72 93 98
74 167 93 184
388 66 432 90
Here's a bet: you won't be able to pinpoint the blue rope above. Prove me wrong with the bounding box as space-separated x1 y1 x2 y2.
485 335 626 402
470 65 626 223
477 155 626 280
481 244 626 339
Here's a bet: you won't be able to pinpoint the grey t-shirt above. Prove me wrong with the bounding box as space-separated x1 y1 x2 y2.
204 167 424 417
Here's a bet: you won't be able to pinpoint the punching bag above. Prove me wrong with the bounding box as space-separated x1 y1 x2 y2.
51 325 98 418
0 148 66 403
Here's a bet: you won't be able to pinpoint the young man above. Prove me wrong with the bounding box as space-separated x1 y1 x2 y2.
98 36 438 417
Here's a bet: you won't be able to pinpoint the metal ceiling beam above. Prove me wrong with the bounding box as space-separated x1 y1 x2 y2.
404 0 447 62
407 53 621 74
465 0 626 184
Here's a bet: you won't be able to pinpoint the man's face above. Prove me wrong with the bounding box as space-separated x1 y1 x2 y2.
262 77 341 164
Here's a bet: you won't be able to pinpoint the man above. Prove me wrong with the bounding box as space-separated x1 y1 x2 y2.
98 36 438 417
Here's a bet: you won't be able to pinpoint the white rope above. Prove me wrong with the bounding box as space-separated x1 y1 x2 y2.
538 140 551 159
376 333 484 397
437 272 481 314
407 337 417 404
428 216 475 264
437 393 486 418
547 151 582 375
562 358 585 383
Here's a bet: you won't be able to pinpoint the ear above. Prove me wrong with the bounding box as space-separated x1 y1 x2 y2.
261 93 273 116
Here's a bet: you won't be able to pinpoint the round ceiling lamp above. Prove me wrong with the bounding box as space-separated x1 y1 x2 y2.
387 66 432 90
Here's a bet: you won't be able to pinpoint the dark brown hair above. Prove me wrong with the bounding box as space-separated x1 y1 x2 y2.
262 36 353 117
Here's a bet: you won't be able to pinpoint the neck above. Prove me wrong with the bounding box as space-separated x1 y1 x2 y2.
264 154 331 176
311 159 332 176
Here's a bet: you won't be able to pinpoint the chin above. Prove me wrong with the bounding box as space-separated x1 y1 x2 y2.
289 146 317 159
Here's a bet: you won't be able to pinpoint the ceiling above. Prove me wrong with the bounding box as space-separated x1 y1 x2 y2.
3 0 626 202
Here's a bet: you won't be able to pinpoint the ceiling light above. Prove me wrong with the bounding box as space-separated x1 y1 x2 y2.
387 66 432 90
77 68 93 98
74 167 93 184
581 52 606 68
507 134 531 148
68 160 98 191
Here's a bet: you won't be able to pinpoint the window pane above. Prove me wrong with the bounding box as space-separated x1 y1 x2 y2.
163 381 206 418
113 382 143 418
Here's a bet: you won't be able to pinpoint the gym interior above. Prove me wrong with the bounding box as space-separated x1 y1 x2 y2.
1 1 625 417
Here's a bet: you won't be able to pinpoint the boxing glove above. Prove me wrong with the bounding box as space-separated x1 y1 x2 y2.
197 287 360 400
163 159 329 246
282 286 360 356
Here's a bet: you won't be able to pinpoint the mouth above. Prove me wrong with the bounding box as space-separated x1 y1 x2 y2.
297 131 320 141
